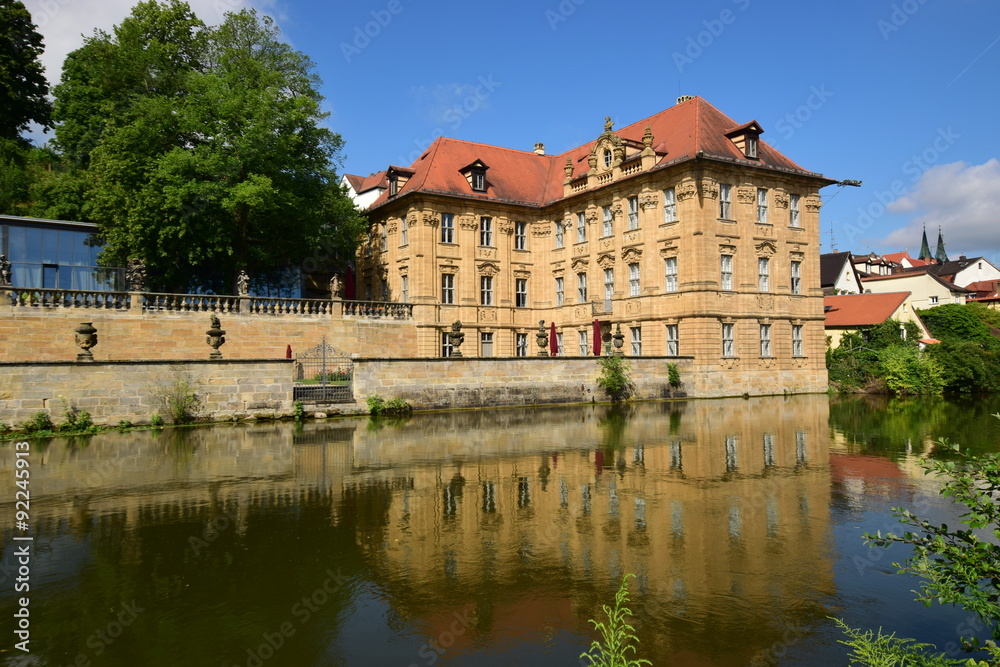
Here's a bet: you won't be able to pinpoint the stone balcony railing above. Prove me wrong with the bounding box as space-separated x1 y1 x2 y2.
1 287 410 320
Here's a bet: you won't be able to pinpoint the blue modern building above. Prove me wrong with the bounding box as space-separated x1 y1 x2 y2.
0 214 123 291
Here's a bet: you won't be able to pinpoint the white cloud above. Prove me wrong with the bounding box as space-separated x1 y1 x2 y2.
411 82 494 127
880 159 1000 259
24 0 268 87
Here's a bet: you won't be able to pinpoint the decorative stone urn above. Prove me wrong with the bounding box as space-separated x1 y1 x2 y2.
449 320 465 357
536 320 549 357
612 323 625 356
206 315 226 359
74 322 98 361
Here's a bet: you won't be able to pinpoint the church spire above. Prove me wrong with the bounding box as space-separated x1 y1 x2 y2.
935 227 948 263
918 226 932 262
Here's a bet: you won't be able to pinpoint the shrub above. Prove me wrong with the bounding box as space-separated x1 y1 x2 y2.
118 419 133 430
367 394 412 417
666 362 681 388
596 356 633 402
20 411 54 433
293 400 304 422
150 412 165 428
157 377 199 424
580 573 651 667
0 422 10 434
876 346 944 396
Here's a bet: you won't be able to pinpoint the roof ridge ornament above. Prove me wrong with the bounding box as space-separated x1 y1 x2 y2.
604 116 614 133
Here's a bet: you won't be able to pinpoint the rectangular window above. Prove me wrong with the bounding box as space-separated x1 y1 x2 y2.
441 213 454 243
666 324 679 356
554 221 564 248
627 196 639 230
576 212 587 243
400 216 408 245
515 221 527 250
665 257 678 292
472 170 485 191
555 277 564 306
516 332 528 357
789 194 800 227
602 205 613 236
758 257 770 292
442 332 453 357
480 275 493 305
760 324 771 357
791 260 801 295
579 330 588 356
381 279 388 301
480 216 493 247
792 324 803 356
929 295 939 305
629 262 640 297
763 433 775 467
577 272 587 302
401 275 408 302
515 278 527 308
757 188 768 224
721 254 733 291
380 224 387 252
630 326 642 356
604 268 614 301
556 332 564 356
722 323 735 357
719 184 732 219
441 273 454 304
663 187 677 223
481 332 494 357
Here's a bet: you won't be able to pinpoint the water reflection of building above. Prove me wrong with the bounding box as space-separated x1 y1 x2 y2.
0 396 835 665
347 397 834 663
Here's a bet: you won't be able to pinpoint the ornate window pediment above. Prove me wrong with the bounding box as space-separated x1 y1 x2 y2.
755 241 777 258
597 253 615 270
621 247 643 264
477 262 500 277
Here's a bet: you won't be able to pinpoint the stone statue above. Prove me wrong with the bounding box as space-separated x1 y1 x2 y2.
206 315 226 359
0 255 11 286
604 116 614 133
236 270 250 296
329 274 342 299
126 258 146 291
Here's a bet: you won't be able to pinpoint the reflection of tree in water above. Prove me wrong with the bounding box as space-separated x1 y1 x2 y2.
829 394 1000 458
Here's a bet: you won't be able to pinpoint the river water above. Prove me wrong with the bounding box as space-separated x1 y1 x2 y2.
2 394 999 666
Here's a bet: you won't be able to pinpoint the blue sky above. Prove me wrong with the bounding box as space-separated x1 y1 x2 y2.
25 0 1000 264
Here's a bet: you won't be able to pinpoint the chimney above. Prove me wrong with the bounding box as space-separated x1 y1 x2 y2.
676 95 694 105
534 142 545 156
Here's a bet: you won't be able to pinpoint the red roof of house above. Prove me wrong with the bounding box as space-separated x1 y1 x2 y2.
366 96 834 211
343 170 388 194
966 280 1000 298
824 292 910 327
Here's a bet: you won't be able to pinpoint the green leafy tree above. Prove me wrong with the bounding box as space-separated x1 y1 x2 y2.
53 1 363 292
920 304 998 348
0 1 52 143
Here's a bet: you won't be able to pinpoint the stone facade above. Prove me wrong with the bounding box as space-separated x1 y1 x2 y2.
354 97 835 396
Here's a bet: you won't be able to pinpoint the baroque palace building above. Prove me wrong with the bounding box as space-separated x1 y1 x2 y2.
352 96 837 394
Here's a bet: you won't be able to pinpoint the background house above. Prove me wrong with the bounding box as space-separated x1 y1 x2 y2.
861 272 971 310
824 291 930 348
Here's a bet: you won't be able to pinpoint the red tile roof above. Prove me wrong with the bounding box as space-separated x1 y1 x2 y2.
824 292 910 327
343 170 387 194
365 97 834 211
966 280 1000 298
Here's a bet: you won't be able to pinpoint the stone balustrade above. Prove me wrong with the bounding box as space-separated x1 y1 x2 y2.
1 287 408 320
4 288 131 309
341 300 413 319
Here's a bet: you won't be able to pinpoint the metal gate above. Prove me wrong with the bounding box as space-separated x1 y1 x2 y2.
293 340 353 403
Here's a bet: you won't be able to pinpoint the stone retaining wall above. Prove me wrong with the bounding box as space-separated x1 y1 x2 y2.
0 360 294 426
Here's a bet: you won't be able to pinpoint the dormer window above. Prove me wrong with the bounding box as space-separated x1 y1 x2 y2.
386 166 413 197
603 149 613 169
388 176 399 196
460 159 490 193
724 121 764 160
